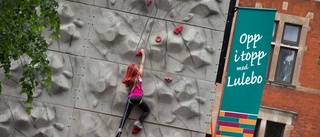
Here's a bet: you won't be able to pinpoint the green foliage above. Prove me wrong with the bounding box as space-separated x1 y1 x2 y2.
0 0 60 105
25 106 33 115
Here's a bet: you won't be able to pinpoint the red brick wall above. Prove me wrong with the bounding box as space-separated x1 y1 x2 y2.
238 0 320 137
300 3 320 90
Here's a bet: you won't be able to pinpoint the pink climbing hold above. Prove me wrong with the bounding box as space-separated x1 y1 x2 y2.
136 51 142 56
164 77 173 82
173 25 183 34
155 36 162 43
147 0 152 6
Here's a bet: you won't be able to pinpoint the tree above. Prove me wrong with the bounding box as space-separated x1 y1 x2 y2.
0 0 60 114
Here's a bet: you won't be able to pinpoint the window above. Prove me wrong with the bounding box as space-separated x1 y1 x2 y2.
254 106 297 137
253 119 286 137
282 24 301 46
274 24 301 85
265 13 308 87
253 119 261 137
275 48 297 83
266 45 274 79
265 121 285 137
272 22 278 41
253 120 285 137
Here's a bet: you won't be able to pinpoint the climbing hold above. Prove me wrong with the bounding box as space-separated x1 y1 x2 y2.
93 100 98 107
173 25 183 34
164 77 173 82
183 13 194 21
155 36 162 43
136 51 142 56
54 123 65 131
205 46 215 53
111 0 116 5
147 0 152 6
73 19 84 28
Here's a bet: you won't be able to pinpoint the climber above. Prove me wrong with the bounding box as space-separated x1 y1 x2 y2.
116 49 150 136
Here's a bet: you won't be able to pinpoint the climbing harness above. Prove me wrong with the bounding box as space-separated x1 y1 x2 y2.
128 98 143 105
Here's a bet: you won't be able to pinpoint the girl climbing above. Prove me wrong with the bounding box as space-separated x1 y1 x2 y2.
116 49 150 136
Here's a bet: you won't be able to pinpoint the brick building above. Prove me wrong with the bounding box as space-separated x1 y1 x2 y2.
237 0 320 137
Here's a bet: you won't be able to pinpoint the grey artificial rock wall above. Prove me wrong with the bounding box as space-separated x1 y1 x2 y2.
0 0 229 136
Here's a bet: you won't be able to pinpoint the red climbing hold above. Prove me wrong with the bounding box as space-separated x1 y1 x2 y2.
147 0 152 6
173 25 183 34
136 51 142 56
155 36 162 43
164 77 173 82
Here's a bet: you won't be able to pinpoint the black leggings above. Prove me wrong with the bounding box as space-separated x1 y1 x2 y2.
119 96 150 128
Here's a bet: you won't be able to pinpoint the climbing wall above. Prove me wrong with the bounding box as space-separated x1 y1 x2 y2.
0 0 229 136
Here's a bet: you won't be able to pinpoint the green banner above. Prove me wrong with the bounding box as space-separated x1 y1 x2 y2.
221 7 276 114
216 7 276 136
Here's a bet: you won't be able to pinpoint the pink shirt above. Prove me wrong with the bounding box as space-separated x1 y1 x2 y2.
128 78 143 97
